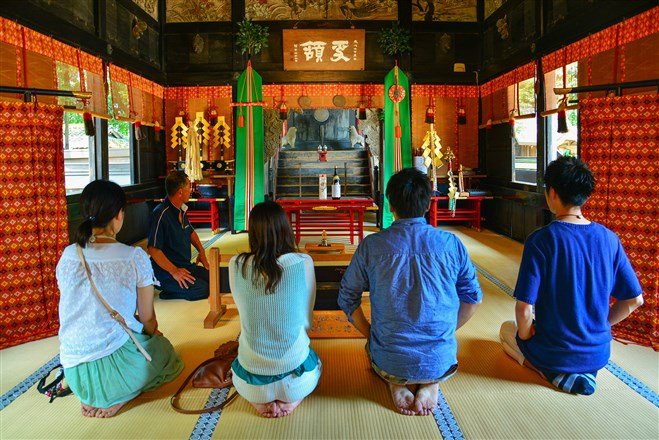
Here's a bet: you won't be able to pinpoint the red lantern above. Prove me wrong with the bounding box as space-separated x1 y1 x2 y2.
279 102 288 120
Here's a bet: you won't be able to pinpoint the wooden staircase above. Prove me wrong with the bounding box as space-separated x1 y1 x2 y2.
276 150 372 199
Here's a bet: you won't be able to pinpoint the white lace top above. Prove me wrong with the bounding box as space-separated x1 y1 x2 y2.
56 242 155 368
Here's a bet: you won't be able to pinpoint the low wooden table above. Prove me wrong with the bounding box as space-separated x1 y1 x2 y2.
428 195 492 231
305 242 346 253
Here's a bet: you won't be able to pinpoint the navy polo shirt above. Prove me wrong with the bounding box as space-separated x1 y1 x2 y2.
148 197 194 270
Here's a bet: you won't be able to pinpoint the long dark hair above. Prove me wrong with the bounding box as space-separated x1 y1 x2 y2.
74 180 127 248
237 201 297 293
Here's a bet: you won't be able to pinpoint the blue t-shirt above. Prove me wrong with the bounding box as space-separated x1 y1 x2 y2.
514 221 642 373
147 198 194 270
338 217 482 381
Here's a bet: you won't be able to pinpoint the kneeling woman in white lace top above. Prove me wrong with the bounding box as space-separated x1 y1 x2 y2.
230 201 321 418
56 180 183 418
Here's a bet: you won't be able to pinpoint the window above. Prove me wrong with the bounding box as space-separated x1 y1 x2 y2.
511 77 537 185
547 62 579 161
62 112 95 195
108 119 133 186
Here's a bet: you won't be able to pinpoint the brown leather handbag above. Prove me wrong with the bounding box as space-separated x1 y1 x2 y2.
170 340 239 414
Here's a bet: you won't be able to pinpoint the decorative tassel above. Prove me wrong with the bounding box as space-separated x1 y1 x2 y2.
557 108 568 133
358 106 366 120
457 107 466 125
425 106 434 124
83 110 95 136
279 102 288 120
485 118 493 130
394 125 402 138
134 120 145 141
509 115 516 138
154 121 161 142
238 114 244 128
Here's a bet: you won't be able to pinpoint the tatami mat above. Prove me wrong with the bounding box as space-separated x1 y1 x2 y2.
2 226 657 439
214 339 442 440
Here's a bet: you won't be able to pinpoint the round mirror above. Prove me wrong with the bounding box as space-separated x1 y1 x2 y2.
313 108 330 122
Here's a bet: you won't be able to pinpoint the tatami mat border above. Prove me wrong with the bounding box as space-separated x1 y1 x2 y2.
605 361 659 407
0 354 60 409
473 262 514 297
189 388 232 440
433 389 465 439
193 229 229 257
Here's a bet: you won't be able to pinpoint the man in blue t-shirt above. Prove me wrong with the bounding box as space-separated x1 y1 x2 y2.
500 156 643 395
339 168 482 416
147 171 209 301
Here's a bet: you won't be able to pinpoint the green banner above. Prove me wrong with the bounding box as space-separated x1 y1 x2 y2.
382 66 412 228
233 64 264 231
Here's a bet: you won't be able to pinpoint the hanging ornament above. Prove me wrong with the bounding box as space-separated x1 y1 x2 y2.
279 102 288 120
82 107 95 137
237 106 244 128
557 97 568 133
485 118 493 130
425 105 435 124
154 120 161 142
358 105 367 120
177 108 188 125
207 106 219 126
457 107 466 125
170 116 188 162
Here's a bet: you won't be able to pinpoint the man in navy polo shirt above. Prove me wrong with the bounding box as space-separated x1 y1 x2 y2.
148 171 209 301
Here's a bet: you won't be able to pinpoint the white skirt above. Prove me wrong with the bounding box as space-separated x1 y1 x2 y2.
231 361 322 404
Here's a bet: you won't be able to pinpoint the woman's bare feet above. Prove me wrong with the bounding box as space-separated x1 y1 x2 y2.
389 384 418 416
413 383 439 416
95 402 126 418
250 401 279 418
81 404 99 417
275 399 302 417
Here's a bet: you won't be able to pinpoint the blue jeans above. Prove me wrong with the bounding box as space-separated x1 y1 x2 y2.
154 264 209 301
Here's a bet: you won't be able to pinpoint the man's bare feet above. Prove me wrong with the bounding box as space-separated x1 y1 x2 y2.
413 383 439 416
95 402 126 418
250 401 279 418
81 404 99 417
389 384 417 416
275 399 302 417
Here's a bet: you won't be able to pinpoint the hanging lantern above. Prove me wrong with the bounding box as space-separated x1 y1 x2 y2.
154 120 161 142
279 102 288 120
82 108 95 137
457 107 466 125
207 106 219 126
358 106 367 120
425 106 435 124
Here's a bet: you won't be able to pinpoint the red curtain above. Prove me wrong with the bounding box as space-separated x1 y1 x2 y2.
580 94 658 349
0 102 68 349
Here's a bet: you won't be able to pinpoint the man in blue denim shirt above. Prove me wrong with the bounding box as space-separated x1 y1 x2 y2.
338 168 482 416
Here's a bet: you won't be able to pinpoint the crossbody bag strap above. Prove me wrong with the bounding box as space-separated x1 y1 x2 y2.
76 245 152 362
170 357 237 414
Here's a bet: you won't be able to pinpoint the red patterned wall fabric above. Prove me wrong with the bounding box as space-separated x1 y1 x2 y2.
0 102 68 349
580 95 658 349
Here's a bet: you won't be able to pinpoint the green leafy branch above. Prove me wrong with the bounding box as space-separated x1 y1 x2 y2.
236 18 269 57
378 23 412 58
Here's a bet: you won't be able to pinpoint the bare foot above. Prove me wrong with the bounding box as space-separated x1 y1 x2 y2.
95 402 126 418
275 399 302 417
389 384 417 416
250 401 279 418
413 383 439 416
81 404 99 417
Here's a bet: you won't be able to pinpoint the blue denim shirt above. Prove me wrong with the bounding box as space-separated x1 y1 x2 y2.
338 217 482 381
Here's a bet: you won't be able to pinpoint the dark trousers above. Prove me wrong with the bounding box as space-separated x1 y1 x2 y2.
154 264 209 301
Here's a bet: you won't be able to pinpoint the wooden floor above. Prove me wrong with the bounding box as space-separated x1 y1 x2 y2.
1 226 657 439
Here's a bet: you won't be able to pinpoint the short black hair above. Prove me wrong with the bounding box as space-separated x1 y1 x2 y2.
385 168 432 219
165 170 189 197
544 156 595 207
